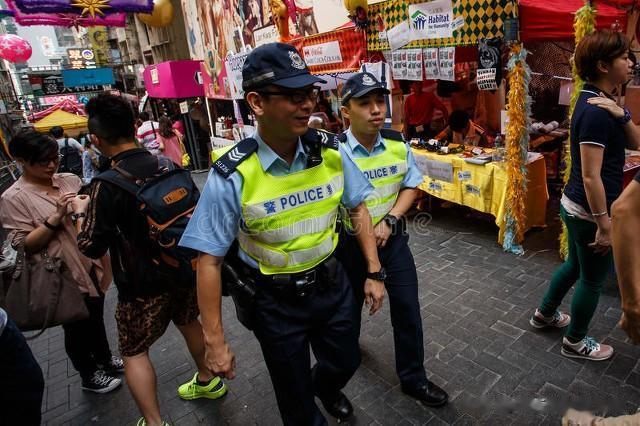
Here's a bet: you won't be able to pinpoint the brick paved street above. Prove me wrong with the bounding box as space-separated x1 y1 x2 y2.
29 175 640 425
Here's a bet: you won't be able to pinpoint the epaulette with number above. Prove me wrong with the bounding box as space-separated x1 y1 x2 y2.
380 128 405 142
336 132 348 143
301 128 339 150
211 138 259 178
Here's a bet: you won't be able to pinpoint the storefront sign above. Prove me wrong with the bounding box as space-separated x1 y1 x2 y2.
409 0 453 40
254 25 279 47
41 94 77 105
303 41 343 67
438 47 455 81
225 52 249 100
423 48 439 79
67 48 97 69
387 21 412 51
151 68 159 84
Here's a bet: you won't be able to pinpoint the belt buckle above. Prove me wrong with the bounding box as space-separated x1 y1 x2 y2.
294 270 316 297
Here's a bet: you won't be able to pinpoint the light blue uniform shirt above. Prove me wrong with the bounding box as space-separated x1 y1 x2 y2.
179 132 373 267
342 128 424 189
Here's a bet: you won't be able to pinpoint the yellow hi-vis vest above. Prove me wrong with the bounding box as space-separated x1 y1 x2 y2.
351 138 408 226
212 137 344 275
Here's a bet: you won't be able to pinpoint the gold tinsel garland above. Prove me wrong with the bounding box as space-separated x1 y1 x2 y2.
502 43 531 254
559 3 596 259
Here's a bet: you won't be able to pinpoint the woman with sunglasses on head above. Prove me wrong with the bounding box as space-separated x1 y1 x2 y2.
0 130 123 394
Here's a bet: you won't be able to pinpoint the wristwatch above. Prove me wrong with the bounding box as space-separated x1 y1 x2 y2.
71 212 86 224
366 267 387 282
618 107 632 125
383 213 399 229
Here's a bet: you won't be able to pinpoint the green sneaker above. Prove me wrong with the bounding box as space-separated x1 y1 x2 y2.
177 373 227 400
136 418 170 426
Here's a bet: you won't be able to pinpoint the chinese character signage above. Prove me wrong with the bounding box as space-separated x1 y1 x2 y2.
67 48 97 69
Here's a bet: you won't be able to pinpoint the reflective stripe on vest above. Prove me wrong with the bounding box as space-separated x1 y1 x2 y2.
352 139 408 225
236 148 344 275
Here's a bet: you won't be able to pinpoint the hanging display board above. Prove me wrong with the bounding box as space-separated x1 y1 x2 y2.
366 0 516 51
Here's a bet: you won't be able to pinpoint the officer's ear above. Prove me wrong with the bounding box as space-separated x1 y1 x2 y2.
340 102 350 121
246 91 266 117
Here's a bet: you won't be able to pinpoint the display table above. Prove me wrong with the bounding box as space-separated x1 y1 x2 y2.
412 148 549 245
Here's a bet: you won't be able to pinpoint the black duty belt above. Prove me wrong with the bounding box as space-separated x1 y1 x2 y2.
245 255 338 298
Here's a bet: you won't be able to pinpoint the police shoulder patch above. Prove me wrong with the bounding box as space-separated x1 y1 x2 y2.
302 128 339 150
211 138 259 178
380 128 405 142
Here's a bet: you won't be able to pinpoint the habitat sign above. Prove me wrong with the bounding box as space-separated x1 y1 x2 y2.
409 0 453 40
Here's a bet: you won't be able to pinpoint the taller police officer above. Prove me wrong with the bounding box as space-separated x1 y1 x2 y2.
179 44 386 425
337 72 449 407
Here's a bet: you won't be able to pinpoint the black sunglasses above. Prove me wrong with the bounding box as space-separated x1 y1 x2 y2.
258 88 320 104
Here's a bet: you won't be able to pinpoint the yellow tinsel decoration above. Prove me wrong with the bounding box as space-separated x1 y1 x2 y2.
560 2 596 259
503 43 529 249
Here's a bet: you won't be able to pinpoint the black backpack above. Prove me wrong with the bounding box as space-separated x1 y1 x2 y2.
94 157 200 283
59 138 82 176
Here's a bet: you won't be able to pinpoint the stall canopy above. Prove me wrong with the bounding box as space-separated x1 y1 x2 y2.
33 109 88 133
519 0 630 42
143 60 204 99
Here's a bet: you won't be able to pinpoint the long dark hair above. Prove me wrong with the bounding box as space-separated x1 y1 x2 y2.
158 116 176 138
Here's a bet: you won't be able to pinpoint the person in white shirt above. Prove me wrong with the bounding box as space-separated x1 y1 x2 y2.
136 112 161 155
50 126 84 153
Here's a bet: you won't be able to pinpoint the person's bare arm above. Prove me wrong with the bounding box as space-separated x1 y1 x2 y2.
348 202 385 315
25 192 75 253
197 253 236 379
580 144 611 254
374 188 418 248
611 180 640 343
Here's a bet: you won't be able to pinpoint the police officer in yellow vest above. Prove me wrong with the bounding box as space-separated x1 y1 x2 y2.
179 44 386 425
337 72 449 407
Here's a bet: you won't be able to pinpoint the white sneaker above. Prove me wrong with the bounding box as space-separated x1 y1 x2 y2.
561 336 614 361
530 309 571 329
81 370 122 393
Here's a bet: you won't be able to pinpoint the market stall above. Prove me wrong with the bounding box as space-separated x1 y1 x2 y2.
142 60 207 169
412 148 548 243
32 109 87 135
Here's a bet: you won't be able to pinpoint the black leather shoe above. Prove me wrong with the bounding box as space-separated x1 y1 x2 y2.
402 380 449 407
319 391 353 421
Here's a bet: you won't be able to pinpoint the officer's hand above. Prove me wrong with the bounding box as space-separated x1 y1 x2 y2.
205 339 236 380
373 221 392 248
364 278 385 315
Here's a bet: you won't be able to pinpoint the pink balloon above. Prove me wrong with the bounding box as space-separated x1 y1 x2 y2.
0 34 32 63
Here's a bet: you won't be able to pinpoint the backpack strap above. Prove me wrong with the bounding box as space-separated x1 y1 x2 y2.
93 168 140 196
212 138 259 178
379 128 405 142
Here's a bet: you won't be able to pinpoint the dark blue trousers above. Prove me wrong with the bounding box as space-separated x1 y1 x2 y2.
252 262 360 426
338 229 427 391
0 317 45 426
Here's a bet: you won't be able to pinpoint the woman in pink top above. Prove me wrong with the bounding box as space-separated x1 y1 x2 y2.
157 116 184 166
0 130 123 394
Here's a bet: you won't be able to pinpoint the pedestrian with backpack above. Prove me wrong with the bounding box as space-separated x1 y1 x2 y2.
50 126 84 177
74 94 227 426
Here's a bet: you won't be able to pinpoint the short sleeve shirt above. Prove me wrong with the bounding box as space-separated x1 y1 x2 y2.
564 84 627 212
179 132 373 268
342 128 424 189
57 138 83 151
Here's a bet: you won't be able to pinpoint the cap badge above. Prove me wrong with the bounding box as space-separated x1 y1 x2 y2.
361 74 375 86
289 51 306 70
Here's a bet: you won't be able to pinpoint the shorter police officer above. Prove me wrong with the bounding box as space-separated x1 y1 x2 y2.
337 72 449 407
180 44 386 425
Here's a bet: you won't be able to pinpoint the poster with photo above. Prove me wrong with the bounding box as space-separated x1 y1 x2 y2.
405 48 423 81
423 48 439 79
391 50 408 80
438 46 455 81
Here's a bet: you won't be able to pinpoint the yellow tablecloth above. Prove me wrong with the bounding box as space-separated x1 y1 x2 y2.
412 149 549 245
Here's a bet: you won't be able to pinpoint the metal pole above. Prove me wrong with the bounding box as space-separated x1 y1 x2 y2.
204 96 215 143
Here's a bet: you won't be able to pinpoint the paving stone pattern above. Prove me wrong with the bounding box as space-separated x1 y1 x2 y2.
31 175 640 425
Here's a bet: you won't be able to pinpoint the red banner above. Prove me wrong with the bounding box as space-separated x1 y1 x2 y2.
292 27 366 75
